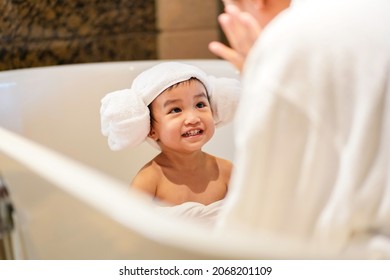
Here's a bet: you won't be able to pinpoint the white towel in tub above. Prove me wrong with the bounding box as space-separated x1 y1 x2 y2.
216 0 390 258
155 200 224 227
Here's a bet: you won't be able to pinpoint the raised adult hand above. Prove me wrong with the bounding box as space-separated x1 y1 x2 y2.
209 5 261 72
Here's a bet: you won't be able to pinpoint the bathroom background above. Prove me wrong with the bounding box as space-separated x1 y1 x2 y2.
0 0 223 71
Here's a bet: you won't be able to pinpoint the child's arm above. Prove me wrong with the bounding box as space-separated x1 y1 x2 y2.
130 163 159 200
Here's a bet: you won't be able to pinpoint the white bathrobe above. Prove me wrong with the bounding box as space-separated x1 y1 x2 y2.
218 0 390 258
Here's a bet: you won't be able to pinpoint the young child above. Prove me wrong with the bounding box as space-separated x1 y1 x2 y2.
100 62 240 207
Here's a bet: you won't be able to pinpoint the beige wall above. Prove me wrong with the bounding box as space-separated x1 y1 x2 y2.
156 0 221 59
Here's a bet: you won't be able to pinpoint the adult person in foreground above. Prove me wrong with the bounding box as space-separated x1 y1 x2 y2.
209 0 390 258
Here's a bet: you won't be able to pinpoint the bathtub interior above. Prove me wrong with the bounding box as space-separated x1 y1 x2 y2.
0 60 325 259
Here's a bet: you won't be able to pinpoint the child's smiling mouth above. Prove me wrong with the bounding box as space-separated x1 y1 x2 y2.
182 129 203 137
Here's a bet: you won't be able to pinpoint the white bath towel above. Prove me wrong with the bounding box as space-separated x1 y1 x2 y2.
156 200 224 227
100 62 241 151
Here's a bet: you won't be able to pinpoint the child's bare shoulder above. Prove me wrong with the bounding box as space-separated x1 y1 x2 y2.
206 153 233 178
213 155 232 169
136 160 162 177
131 158 162 196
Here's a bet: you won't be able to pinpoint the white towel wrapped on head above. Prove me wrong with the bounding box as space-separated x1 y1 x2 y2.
100 62 241 151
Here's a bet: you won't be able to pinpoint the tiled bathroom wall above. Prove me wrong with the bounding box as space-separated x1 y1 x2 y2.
0 0 222 71
0 0 157 71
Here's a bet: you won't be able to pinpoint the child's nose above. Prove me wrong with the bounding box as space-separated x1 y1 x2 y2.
184 110 201 125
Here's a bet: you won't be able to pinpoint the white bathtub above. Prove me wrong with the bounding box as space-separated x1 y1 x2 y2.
0 60 323 259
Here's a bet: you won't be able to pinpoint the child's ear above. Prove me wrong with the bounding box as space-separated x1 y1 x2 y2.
148 127 159 141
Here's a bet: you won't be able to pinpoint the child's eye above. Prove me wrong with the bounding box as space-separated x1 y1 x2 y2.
169 107 182 114
196 102 207 108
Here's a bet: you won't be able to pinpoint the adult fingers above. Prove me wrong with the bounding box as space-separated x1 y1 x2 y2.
221 6 248 53
218 13 241 53
237 12 261 54
240 12 261 42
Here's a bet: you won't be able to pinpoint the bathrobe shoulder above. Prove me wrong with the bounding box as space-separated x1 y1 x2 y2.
219 0 390 258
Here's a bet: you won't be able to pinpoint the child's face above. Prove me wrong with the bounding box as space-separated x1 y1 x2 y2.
148 80 215 153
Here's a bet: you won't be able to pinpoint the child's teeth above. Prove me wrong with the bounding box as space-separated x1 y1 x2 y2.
185 130 200 136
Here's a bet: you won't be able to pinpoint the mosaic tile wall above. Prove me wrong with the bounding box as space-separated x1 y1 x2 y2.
0 0 157 71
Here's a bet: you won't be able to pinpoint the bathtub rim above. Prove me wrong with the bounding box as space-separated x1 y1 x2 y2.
0 59 240 75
